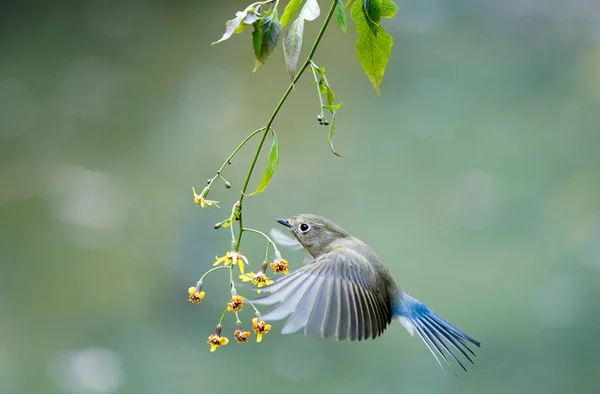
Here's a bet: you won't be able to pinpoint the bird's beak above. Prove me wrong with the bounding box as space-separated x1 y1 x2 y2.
276 218 291 228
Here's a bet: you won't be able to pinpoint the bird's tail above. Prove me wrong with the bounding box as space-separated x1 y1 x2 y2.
394 294 481 374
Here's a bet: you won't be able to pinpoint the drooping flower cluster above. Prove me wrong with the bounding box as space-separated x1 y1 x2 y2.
188 247 295 352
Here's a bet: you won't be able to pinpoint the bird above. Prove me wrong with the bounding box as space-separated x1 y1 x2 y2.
252 213 481 373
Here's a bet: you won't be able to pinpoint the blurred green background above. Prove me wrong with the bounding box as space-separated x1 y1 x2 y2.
2 0 600 393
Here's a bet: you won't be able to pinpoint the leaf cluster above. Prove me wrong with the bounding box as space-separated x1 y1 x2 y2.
213 0 398 93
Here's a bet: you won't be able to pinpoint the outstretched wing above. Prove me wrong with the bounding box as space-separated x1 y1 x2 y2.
251 249 393 341
269 228 304 251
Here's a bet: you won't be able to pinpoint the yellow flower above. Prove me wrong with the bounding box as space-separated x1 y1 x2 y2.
188 287 205 304
214 251 248 273
239 271 274 293
252 317 271 343
192 187 219 208
270 257 290 275
234 329 251 343
207 334 229 352
227 295 244 312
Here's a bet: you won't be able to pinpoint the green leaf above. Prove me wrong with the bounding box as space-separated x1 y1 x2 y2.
212 10 248 45
235 12 259 35
299 0 320 21
364 0 382 23
235 23 249 34
212 4 273 44
281 0 304 27
218 208 240 228
243 10 261 25
283 17 305 77
345 0 358 10
312 66 326 76
335 0 347 34
252 11 283 72
248 130 280 196
324 102 343 111
380 0 398 17
351 0 395 95
318 77 335 105
280 0 320 78
312 67 343 156
359 0 382 35
328 112 343 157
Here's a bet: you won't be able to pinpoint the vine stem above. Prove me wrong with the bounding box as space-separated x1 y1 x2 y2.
199 265 230 283
218 308 228 326
243 227 277 261
310 60 326 118
240 295 261 314
206 127 266 188
234 0 339 252
242 228 278 251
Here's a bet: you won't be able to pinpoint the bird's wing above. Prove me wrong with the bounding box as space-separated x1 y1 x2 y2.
269 228 303 251
251 248 392 341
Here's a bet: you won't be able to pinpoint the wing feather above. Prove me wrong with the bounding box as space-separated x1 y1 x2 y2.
251 248 393 341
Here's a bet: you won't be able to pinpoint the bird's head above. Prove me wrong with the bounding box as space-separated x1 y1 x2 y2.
276 214 348 257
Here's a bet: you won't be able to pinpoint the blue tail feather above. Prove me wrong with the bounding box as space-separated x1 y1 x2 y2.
394 295 481 374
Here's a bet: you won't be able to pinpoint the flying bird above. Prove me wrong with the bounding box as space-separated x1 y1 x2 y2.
253 214 481 373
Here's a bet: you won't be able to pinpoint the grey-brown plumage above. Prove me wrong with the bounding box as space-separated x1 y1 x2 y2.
252 214 481 373
252 214 401 341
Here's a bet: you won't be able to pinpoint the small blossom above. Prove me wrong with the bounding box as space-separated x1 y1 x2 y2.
270 257 290 275
252 317 272 343
227 295 244 312
188 287 205 304
214 251 248 273
192 187 219 208
207 334 229 352
239 271 274 293
234 329 251 343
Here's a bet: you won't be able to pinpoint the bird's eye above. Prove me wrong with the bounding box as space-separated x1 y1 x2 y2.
299 223 310 232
